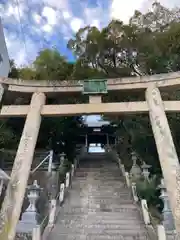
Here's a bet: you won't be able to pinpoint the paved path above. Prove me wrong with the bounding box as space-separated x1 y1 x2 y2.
48 153 149 240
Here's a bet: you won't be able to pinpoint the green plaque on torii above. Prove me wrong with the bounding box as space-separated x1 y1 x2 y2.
83 79 107 94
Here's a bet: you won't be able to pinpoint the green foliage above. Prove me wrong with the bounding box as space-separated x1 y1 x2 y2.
0 121 19 149
136 177 163 213
34 49 73 80
19 67 36 80
37 116 83 161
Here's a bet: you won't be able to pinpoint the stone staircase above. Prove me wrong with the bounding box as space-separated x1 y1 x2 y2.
48 153 150 240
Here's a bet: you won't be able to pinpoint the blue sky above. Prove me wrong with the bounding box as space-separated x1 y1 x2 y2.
1 0 180 66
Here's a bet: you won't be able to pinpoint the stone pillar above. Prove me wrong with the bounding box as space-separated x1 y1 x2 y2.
146 86 180 233
0 92 45 240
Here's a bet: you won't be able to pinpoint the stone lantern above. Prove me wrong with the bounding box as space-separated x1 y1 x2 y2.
16 180 42 233
141 161 151 180
157 178 175 231
130 152 142 181
60 152 66 162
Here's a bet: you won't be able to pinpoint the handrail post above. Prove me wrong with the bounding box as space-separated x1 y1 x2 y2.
141 199 150 225
125 172 130 187
65 172 70 188
131 182 138 202
32 225 41 240
157 225 166 240
121 164 126 177
71 164 75 178
48 199 56 227
48 150 53 173
59 183 65 204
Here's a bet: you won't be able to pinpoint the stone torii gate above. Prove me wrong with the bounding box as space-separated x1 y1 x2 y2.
0 72 180 239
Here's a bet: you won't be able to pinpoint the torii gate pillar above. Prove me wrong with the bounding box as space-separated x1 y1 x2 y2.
0 92 46 240
146 86 180 234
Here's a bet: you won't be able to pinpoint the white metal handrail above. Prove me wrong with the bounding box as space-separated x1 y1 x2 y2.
31 150 53 175
0 168 10 180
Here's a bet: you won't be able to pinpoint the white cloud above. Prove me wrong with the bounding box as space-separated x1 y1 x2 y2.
60 24 72 40
91 19 100 28
4 30 38 66
70 18 84 32
42 24 52 32
42 0 69 10
84 6 108 29
33 13 42 24
42 6 57 25
110 0 180 23
63 11 71 19
110 0 144 23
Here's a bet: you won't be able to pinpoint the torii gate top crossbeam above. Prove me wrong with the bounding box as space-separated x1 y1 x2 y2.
0 71 180 93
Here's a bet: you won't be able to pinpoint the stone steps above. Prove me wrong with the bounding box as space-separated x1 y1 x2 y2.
49 233 149 240
68 191 132 197
54 221 146 229
58 218 144 225
60 210 142 219
72 182 126 187
48 156 149 240
51 225 147 234
66 200 134 207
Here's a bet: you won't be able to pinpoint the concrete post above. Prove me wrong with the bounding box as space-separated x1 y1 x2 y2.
32 226 41 240
125 172 130 188
141 199 150 225
157 225 166 240
131 182 138 202
59 183 65 203
71 164 75 178
0 92 45 240
48 150 53 173
48 199 56 226
121 164 126 177
65 172 70 188
146 86 180 233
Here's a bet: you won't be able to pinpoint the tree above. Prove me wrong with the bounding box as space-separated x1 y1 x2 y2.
19 67 37 80
33 49 73 80
68 21 140 77
130 2 180 31
8 60 19 78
